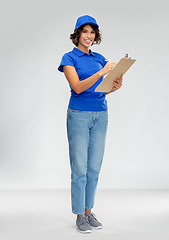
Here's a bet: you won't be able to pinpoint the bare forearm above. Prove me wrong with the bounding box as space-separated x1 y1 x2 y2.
63 62 116 94
75 71 104 94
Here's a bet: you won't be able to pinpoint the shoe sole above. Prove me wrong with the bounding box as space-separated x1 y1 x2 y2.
76 226 92 234
91 225 103 230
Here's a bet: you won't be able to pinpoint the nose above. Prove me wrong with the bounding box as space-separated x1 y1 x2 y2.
87 32 92 38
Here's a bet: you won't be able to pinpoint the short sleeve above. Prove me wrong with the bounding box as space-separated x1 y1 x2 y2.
102 56 109 68
58 53 75 72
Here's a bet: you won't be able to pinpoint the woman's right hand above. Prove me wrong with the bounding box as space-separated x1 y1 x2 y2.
101 62 116 76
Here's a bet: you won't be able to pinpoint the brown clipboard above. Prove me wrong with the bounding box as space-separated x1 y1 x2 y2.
95 57 136 92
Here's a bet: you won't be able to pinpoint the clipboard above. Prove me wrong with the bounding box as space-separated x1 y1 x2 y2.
95 55 136 92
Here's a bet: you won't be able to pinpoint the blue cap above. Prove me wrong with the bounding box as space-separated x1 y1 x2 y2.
74 15 99 31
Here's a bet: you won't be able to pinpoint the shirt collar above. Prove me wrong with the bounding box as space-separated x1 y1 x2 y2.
73 47 95 57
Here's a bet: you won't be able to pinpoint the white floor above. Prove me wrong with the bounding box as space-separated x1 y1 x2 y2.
0 190 169 240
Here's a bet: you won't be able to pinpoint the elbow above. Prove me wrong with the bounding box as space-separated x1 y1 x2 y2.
76 90 82 94
73 86 83 94
71 82 84 94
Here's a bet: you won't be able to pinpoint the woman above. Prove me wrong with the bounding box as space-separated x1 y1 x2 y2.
58 15 123 234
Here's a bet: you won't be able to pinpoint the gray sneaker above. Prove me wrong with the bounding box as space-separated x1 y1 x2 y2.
76 216 92 234
85 213 103 229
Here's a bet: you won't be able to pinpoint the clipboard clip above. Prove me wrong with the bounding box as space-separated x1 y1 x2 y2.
125 53 131 59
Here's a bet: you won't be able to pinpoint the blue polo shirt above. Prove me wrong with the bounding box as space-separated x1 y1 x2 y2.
58 47 108 111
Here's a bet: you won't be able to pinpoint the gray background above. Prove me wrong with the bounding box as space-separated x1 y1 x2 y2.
0 0 169 189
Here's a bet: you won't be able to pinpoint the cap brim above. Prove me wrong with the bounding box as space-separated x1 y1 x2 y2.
74 22 99 31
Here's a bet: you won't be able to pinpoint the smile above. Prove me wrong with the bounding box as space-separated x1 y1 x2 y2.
84 39 92 44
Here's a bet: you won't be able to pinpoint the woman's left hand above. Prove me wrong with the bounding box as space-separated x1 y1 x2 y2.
105 74 123 94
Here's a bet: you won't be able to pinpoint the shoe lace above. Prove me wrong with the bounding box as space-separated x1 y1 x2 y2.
78 216 89 226
87 213 98 222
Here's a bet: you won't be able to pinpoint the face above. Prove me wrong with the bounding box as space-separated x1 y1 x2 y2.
78 25 96 50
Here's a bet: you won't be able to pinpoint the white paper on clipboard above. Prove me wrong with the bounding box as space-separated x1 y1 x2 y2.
95 57 136 92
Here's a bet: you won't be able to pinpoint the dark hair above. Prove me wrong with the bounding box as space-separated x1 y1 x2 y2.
70 24 102 47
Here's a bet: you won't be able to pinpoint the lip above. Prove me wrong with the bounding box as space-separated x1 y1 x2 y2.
84 39 93 44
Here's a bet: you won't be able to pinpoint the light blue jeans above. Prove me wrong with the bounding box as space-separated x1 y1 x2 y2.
67 108 108 215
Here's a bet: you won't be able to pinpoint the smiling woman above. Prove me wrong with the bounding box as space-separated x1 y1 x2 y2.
58 15 123 234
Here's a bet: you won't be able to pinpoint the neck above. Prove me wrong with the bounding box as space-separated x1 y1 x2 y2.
77 45 90 54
